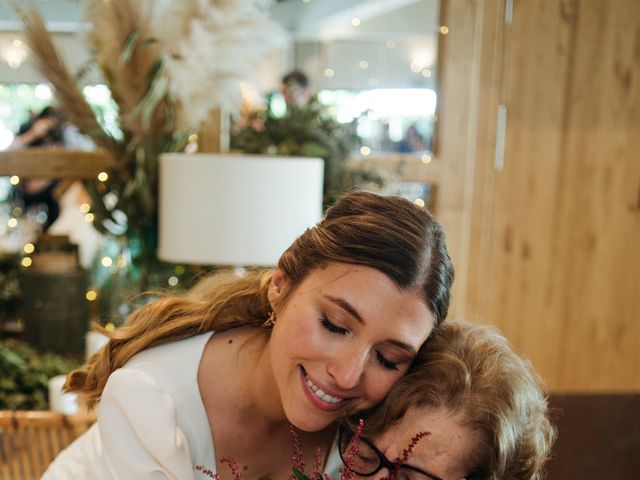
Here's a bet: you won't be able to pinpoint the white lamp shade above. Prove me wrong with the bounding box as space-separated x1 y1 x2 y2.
158 153 324 266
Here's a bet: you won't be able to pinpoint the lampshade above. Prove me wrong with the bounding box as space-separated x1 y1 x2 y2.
158 153 324 266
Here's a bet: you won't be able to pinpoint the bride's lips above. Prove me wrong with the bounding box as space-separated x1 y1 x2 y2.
299 366 352 413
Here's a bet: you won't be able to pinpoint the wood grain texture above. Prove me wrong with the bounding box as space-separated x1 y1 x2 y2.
440 0 640 392
0 148 112 178
433 0 485 318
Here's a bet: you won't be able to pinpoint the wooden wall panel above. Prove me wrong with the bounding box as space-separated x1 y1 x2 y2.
434 0 485 318
548 0 640 390
485 0 577 389
439 0 640 392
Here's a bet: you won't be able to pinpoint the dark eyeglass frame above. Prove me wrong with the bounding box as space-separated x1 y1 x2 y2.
338 424 443 480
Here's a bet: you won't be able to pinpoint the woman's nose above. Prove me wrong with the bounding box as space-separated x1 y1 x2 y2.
326 345 369 390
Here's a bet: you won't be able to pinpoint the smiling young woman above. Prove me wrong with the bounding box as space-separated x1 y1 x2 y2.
43 191 454 480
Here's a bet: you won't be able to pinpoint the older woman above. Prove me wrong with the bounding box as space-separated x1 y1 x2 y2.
339 320 556 480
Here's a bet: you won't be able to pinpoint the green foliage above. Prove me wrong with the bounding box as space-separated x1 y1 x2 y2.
231 95 389 207
0 339 80 410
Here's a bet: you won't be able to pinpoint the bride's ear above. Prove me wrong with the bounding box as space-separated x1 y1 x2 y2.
268 267 287 305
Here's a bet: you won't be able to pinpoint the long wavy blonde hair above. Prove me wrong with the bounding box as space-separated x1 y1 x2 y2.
67 191 454 407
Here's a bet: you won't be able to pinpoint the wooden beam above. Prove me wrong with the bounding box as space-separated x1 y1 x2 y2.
0 148 113 178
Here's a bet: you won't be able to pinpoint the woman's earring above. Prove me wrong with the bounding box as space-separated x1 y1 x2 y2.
263 311 276 328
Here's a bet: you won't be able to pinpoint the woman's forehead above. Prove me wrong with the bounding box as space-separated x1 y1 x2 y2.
377 406 479 480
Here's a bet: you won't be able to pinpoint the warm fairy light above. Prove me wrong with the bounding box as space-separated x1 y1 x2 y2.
188 134 198 142
7 218 17 228
23 243 35 254
360 146 371 156
351 18 361 27
101 256 113 267
440 26 449 35
85 290 98 301
9 175 19 185
168 276 179 287
105 322 116 332
21 257 32 267
324 68 335 78
410 61 422 73
386 40 396 49
97 171 109 182
80 203 91 213
421 154 432 164
422 69 432 78
84 213 95 223
12 39 22 48
174 265 185 275
358 60 369 70
414 198 426 208
116 256 127 269
12 207 22 216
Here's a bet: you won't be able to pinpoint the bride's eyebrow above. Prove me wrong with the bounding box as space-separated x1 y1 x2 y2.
324 294 417 355
323 294 363 323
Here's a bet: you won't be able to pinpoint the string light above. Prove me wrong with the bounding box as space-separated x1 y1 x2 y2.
360 146 371 156
188 134 198 142
101 257 113 267
116 256 127 269
85 290 98 301
21 257 32 267
80 203 91 213
351 18 361 27
23 243 35 254
421 154 432 164
414 198 426 208
422 69 432 78
7 218 17 228
440 26 449 35
84 213 95 223
174 265 185 275
323 68 335 78
97 171 109 182
358 60 369 70
168 276 179 287
9 176 19 185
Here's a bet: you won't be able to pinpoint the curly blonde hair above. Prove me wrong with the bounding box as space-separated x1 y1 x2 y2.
353 320 556 480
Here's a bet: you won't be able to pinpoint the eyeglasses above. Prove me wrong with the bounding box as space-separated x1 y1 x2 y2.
338 425 475 480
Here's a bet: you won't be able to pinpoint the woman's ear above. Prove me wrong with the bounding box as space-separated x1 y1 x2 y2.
268 267 287 305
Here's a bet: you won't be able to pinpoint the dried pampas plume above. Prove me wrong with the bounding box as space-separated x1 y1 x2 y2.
84 0 172 138
149 0 287 130
16 3 121 160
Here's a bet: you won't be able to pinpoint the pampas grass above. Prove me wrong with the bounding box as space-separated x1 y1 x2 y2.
17 4 121 161
148 0 286 130
83 0 172 138
16 0 285 240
